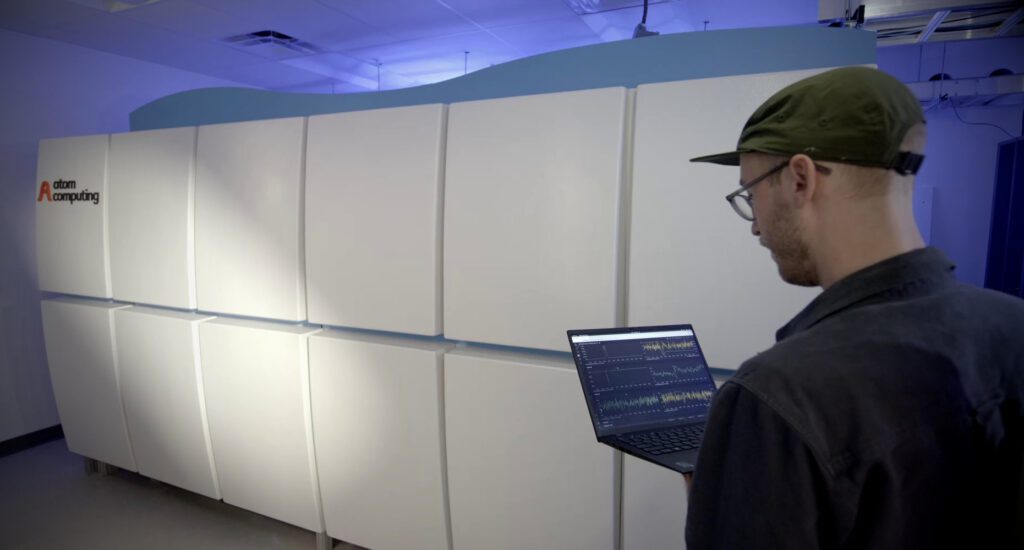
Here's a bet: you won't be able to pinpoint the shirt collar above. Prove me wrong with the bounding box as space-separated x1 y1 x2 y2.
776 247 956 342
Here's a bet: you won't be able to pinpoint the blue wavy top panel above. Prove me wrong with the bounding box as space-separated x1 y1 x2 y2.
130 26 875 131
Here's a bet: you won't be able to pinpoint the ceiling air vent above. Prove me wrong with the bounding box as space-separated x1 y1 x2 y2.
223 30 321 60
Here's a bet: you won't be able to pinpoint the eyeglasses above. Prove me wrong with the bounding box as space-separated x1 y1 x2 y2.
724 160 833 221
724 161 788 221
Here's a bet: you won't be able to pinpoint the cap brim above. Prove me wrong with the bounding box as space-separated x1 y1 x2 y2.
689 151 741 166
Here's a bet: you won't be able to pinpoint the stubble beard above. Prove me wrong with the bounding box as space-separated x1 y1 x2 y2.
761 199 818 287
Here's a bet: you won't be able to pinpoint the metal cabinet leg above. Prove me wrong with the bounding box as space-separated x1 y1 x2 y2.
84 458 116 476
315 531 332 550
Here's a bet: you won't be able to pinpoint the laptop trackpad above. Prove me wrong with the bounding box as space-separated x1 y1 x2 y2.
675 460 695 472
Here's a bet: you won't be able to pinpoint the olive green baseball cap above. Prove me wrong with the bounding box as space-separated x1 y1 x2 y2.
690 66 926 174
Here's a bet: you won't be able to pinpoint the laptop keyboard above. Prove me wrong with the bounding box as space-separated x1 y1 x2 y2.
622 424 704 455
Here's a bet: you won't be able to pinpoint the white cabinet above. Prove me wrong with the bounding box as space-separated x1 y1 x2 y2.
35 135 111 298
108 127 197 309
308 330 450 550
444 88 628 352
305 104 445 335
622 454 688 550
114 306 218 498
629 70 825 370
40 297 134 470
444 348 616 550
195 118 307 321
198 318 322 531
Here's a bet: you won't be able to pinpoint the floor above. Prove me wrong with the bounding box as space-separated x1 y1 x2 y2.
0 439 364 550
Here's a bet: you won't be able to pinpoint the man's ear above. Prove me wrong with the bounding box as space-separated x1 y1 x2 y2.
787 154 818 207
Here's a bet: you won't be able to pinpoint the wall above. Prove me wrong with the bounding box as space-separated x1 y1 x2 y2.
878 36 1024 286
0 28 253 443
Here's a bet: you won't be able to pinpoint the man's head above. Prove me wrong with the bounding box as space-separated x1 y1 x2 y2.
692 67 928 288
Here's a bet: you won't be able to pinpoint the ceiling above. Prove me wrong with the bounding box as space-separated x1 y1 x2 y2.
0 0 1020 94
0 0 820 93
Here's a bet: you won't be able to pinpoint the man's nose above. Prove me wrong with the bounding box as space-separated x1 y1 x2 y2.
751 218 760 236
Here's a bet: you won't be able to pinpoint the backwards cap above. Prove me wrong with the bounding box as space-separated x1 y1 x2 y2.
690 66 925 175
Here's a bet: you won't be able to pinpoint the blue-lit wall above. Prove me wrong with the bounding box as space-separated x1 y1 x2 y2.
878 37 1024 286
0 28 253 443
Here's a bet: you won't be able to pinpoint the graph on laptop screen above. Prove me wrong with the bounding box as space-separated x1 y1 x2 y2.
570 328 716 434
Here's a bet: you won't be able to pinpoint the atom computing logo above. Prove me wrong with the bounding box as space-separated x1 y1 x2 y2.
37 179 100 205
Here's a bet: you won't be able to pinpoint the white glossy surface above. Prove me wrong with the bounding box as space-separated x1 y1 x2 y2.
198 318 322 531
309 329 450 550
444 349 616 550
35 135 111 298
108 127 197 309
114 306 219 498
40 297 134 470
622 454 688 550
629 70 825 370
444 88 627 351
195 118 307 321
305 104 445 335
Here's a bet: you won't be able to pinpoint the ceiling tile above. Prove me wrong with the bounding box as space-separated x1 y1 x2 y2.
316 0 478 41
580 4 696 42
488 15 601 57
0 0 123 38
441 0 579 28
342 30 517 82
190 0 386 50
114 0 262 40
0 0 825 94
66 18 273 72
282 52 425 91
577 0 818 43
0 0 269 73
669 0 819 31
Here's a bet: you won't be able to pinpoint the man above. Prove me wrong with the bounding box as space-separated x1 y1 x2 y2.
684 66 1024 548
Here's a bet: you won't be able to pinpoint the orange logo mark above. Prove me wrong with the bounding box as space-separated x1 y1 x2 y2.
37 181 52 202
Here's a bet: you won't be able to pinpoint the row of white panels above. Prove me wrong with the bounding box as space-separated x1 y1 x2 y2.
41 296 689 550
37 69 824 366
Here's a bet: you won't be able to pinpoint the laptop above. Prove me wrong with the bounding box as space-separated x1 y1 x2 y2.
567 324 716 474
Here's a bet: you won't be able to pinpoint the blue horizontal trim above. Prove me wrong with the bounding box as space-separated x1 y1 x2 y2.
131 26 875 131
314 322 451 347
709 367 737 379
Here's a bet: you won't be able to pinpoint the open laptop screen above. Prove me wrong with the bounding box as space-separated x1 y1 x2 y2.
569 325 716 437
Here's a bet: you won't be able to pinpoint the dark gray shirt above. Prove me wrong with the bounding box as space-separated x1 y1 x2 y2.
685 247 1024 549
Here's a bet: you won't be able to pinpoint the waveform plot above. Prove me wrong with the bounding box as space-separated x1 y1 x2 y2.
659 390 714 405
650 364 704 381
599 394 662 412
599 389 714 413
641 340 695 352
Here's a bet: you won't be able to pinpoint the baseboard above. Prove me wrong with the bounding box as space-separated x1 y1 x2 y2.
0 425 64 458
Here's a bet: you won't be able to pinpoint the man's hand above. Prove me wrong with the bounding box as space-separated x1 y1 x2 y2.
683 472 693 492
